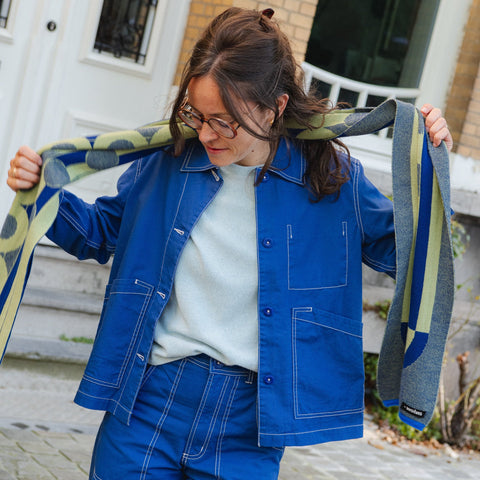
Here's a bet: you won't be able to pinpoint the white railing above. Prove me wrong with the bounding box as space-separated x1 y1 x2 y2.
302 62 421 138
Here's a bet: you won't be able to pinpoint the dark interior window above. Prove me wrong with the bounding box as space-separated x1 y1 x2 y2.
306 0 440 89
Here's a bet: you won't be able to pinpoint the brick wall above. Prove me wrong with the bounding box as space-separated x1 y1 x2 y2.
444 0 480 159
173 0 319 85
233 0 318 61
457 64 480 159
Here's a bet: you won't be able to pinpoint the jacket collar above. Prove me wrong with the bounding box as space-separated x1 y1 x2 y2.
180 137 305 186
269 138 305 185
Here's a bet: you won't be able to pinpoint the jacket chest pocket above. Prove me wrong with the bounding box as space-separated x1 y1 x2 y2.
287 222 348 290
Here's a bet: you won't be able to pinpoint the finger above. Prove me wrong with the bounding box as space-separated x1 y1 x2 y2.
420 103 434 118
432 127 453 151
7 159 41 192
428 115 447 135
423 107 442 131
12 146 42 174
424 112 453 151
420 105 453 151
15 154 42 175
427 115 447 141
429 123 452 149
10 165 41 184
17 145 42 166
6 175 37 192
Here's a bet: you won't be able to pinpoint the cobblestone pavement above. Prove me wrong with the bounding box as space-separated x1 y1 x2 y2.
2 358 480 479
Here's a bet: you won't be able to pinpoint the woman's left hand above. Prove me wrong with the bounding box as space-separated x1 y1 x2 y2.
420 104 453 152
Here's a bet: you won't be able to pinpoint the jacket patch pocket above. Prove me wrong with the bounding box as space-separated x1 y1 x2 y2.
85 278 154 388
287 222 347 290
292 307 364 419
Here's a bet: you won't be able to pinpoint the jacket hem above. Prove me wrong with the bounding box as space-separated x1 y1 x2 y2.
74 390 132 425
258 424 363 447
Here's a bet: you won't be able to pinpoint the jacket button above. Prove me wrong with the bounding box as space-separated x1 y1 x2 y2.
263 375 274 385
262 173 270 182
262 238 273 248
263 308 273 316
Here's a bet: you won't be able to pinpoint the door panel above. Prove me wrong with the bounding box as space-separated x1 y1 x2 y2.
0 0 189 220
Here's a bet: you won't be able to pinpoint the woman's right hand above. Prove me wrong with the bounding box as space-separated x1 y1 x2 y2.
7 146 43 192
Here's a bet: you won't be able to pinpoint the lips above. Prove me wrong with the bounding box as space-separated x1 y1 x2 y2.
205 145 228 155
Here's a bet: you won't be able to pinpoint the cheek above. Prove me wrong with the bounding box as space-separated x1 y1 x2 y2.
234 140 255 158
235 132 259 151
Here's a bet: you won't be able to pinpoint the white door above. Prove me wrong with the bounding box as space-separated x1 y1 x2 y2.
0 0 190 221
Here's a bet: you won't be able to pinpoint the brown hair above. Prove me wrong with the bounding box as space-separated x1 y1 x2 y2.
169 7 350 201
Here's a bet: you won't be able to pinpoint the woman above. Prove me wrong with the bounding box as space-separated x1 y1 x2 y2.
7 7 452 480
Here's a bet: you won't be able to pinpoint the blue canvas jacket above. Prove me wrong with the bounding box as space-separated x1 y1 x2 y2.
46 138 395 447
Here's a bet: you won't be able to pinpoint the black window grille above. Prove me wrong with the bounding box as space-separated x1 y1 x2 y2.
94 0 159 65
0 0 12 28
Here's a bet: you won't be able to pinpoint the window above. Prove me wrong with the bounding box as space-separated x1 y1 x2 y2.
94 0 159 64
0 0 11 28
306 0 440 103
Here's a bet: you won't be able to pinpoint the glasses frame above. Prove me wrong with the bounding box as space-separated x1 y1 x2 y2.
177 99 241 139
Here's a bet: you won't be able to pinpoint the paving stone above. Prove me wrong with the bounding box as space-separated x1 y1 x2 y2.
0 428 39 442
79 462 91 475
3 362 480 479
352 475 386 480
8 458 52 480
58 448 92 464
324 471 361 480
16 439 56 455
48 468 88 480
33 452 77 470
0 472 15 480
42 435 85 451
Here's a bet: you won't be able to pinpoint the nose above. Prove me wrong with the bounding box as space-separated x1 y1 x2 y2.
198 121 219 143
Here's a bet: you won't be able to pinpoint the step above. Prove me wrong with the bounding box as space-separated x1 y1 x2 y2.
4 241 108 364
5 336 92 365
6 286 103 364
28 243 111 296
21 286 103 315
12 287 102 341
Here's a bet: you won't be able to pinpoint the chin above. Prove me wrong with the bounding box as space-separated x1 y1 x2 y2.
208 157 236 167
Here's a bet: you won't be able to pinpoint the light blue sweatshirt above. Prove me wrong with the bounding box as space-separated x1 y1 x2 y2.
149 163 259 371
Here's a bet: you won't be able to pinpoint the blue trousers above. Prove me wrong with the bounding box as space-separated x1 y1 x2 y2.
89 355 284 479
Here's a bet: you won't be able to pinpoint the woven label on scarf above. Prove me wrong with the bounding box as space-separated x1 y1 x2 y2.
400 402 426 419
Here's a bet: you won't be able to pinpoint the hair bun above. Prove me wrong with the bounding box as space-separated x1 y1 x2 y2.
262 8 274 19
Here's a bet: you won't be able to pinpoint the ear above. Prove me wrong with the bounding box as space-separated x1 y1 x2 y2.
277 93 289 117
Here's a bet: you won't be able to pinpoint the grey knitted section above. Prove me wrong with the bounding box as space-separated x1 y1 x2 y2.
376 102 454 430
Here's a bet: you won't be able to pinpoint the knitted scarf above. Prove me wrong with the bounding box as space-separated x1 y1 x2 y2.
0 99 454 430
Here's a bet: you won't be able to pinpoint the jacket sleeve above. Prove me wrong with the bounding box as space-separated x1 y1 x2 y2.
353 159 396 278
46 160 142 263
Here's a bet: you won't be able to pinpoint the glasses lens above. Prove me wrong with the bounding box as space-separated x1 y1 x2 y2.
178 109 202 129
178 102 237 139
209 118 236 139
